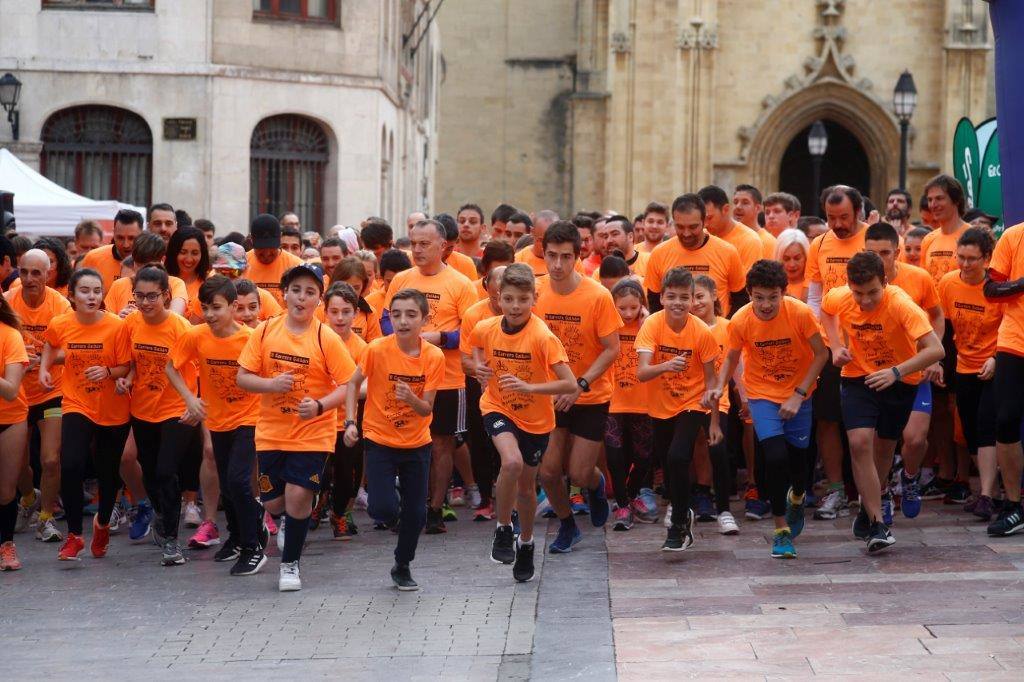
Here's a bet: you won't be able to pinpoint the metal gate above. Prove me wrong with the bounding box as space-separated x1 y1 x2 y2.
250 114 329 232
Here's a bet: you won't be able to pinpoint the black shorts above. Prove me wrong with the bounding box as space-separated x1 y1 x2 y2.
994 352 1024 444
840 378 917 440
27 395 62 424
954 372 996 454
431 388 467 436
813 361 843 423
257 450 330 498
554 401 609 442
483 412 549 467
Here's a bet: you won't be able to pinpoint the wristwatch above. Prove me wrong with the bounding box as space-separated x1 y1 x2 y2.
794 387 807 398
577 377 591 393
891 366 902 381
344 419 356 429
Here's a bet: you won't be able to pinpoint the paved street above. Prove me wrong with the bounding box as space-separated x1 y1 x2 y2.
3 498 1023 680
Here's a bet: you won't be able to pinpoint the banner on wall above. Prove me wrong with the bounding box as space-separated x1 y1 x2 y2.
952 117 1003 235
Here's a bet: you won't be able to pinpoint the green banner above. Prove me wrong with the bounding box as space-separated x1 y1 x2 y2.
953 117 981 207
978 129 1004 235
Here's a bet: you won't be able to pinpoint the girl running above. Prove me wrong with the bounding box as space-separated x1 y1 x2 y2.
0 294 28 570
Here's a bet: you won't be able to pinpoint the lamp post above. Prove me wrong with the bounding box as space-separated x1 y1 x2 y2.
808 120 828 217
893 70 918 191
0 73 21 141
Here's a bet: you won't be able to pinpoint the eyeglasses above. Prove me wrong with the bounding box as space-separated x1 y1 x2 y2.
133 291 164 303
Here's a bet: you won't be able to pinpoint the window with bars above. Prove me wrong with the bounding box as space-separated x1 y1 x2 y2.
43 0 154 10
252 0 338 24
250 115 330 231
40 105 153 208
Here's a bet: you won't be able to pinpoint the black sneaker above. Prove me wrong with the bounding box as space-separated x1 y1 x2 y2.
943 480 971 504
491 525 516 564
866 521 895 553
661 509 694 552
852 507 871 540
391 562 419 591
919 476 951 500
987 504 1024 537
513 540 535 582
425 508 446 535
213 538 240 562
230 547 267 576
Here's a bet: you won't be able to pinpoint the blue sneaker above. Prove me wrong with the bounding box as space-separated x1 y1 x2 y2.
694 492 716 522
881 492 894 526
570 489 590 516
771 529 796 559
785 488 806 539
129 500 154 542
745 497 771 520
901 472 921 518
589 475 610 527
548 521 582 553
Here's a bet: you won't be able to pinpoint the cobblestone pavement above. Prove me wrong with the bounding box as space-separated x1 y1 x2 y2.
3 498 1022 680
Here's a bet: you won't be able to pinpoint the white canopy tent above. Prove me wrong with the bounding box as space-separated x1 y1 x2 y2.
0 148 145 237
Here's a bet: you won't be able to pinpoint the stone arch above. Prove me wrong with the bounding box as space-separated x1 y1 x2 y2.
746 79 900 208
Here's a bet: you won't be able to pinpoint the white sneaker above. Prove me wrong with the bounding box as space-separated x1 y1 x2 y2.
183 501 202 528
464 484 482 510
663 504 674 528
14 490 40 533
814 488 850 520
354 487 369 510
717 511 740 535
279 561 301 591
36 517 63 543
109 504 125 533
277 517 286 552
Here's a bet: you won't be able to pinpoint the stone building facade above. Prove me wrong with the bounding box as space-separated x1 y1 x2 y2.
0 0 440 234
437 0 994 218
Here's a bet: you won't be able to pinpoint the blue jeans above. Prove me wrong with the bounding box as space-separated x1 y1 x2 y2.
364 439 431 565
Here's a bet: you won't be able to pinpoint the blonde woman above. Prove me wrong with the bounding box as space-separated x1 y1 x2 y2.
774 228 811 302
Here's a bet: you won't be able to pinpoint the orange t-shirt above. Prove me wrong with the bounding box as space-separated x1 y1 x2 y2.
821 285 933 384
80 244 124 292
988 223 1024 358
535 275 623 406
124 311 196 423
921 222 970 285
806 227 868 295
471 314 568 434
359 335 446 449
786 279 809 302
43 311 130 426
472 278 488 301
610 317 647 415
384 265 478 390
891 263 940 311
104 275 189 316
245 249 304 306
7 287 71 406
645 235 745 315
634 311 719 419
514 247 586 276
706 316 732 413
447 251 479 281
757 228 778 261
728 298 821 403
459 298 500 357
720 222 764 271
336 332 368 425
364 288 386 316
937 271 1003 374
0 323 29 425
238 317 355 453
171 324 260 432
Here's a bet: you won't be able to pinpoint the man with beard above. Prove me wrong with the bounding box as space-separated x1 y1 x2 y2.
885 189 914 236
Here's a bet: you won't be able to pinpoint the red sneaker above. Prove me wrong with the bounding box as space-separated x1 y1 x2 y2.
91 516 110 558
0 541 21 570
58 532 85 561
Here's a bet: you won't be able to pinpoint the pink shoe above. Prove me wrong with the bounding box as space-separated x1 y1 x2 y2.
265 511 278 535
187 519 221 548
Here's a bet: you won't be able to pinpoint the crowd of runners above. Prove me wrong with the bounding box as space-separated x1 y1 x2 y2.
0 174 1021 593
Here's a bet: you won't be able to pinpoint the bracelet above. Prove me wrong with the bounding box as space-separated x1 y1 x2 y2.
344 419 356 428
315 399 324 416
106 367 112 378
891 366 902 381
794 387 807 398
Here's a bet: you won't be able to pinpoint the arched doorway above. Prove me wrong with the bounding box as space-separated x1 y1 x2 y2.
779 120 870 217
250 114 330 230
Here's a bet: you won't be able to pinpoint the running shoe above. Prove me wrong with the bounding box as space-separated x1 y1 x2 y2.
920 476 951 500
866 521 895 553
231 547 267 576
425 508 447 534
464 484 482 510
473 502 495 522
570 491 590 516
491 525 516 564
129 501 154 542
90 516 110 558
354 487 369 510
785 488 806 539
814 488 850 520
441 502 458 522
987 503 1024 537
694 492 717 522
36 518 62 543
448 486 465 507
745 498 771 521
972 494 995 521
390 562 418 591
589 474 610 527
188 519 221 548
258 511 270 550
612 506 634 531
881 492 894 527
58 533 85 561
631 489 660 524
944 480 971 505
14 490 40 533
535 490 556 519
743 485 760 504
183 501 202 528
332 512 355 540
662 509 695 552
279 561 302 591
265 510 279 535
548 521 582 553
108 502 126 534
717 511 739 535
214 539 240 562
771 529 796 559
161 540 186 566
513 540 535 582
663 504 674 528
901 471 922 518
0 541 21 570
852 507 871 541
964 494 980 514
511 509 521 536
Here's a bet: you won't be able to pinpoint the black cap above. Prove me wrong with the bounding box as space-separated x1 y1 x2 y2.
280 263 324 293
250 213 281 249
963 207 998 225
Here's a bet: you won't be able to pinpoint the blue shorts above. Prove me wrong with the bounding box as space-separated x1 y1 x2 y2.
748 398 813 448
257 450 330 499
912 380 933 415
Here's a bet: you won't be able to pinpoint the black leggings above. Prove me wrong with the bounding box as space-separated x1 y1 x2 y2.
465 377 497 502
332 431 364 516
605 413 653 506
653 411 708 526
760 435 808 518
60 413 130 535
132 417 202 541
955 372 997 454
210 426 261 549
994 352 1024 445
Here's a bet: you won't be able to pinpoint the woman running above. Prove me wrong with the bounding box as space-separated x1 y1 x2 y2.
0 293 28 570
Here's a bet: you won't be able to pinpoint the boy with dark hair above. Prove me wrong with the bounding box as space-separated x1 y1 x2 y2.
489 204 519 246
638 201 670 253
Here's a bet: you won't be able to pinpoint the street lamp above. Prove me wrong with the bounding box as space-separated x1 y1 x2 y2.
893 70 917 190
808 120 828 217
0 73 21 141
